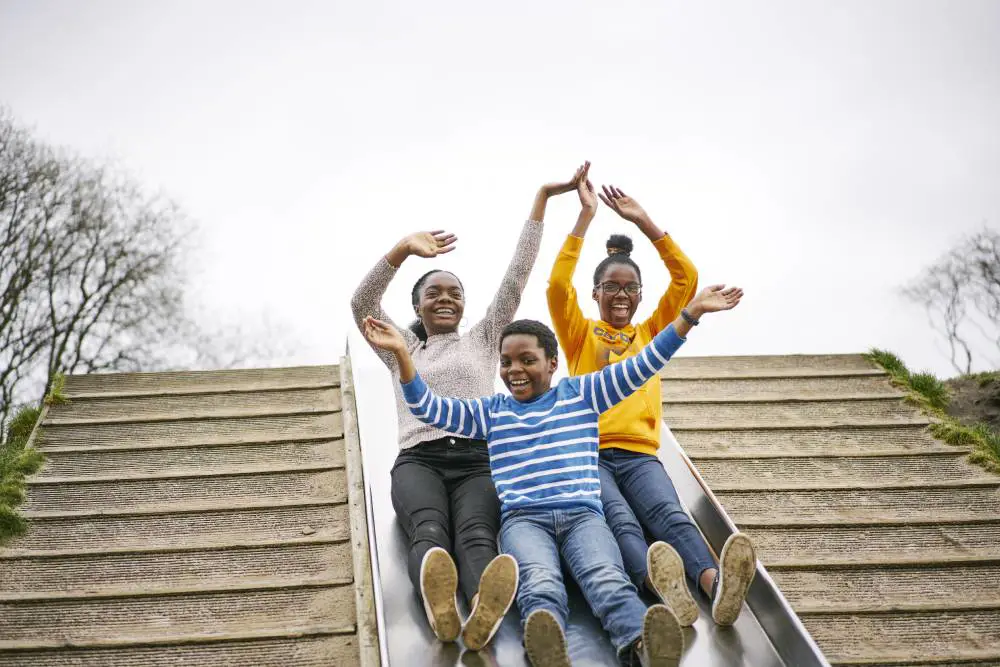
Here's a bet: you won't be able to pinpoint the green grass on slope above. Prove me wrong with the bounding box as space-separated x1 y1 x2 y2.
865 349 1000 474
0 405 46 543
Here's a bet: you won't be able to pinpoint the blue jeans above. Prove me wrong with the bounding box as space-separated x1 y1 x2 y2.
499 507 646 656
599 448 716 587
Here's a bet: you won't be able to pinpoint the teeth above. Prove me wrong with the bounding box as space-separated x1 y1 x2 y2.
434 308 455 315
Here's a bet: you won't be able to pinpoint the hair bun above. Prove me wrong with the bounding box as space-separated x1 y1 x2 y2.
606 234 634 256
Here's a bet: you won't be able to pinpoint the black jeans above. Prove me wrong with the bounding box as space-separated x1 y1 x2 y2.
391 436 501 602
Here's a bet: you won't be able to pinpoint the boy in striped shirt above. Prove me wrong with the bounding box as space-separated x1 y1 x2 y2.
362 283 742 667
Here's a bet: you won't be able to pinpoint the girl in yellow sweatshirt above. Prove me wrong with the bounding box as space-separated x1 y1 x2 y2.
546 163 755 627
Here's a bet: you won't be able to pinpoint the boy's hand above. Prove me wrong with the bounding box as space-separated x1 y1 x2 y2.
687 285 744 318
599 185 651 226
540 161 590 198
363 316 408 353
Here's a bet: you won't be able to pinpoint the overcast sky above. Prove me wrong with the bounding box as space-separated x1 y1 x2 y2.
2 0 998 391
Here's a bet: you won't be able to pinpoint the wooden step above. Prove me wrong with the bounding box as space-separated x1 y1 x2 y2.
36 439 346 479
22 468 347 514
0 634 359 666
661 354 879 379
45 388 341 425
716 486 1000 525
799 609 1000 665
0 542 351 595
660 374 900 400
63 366 339 397
675 424 955 458
37 413 344 451
6 502 350 553
0 585 355 644
663 397 924 429
747 522 1000 566
771 564 1000 613
695 454 988 489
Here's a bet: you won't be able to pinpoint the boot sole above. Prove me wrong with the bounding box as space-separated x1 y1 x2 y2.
421 548 462 642
463 554 519 650
524 609 570 667
642 604 684 667
712 533 756 626
647 541 699 627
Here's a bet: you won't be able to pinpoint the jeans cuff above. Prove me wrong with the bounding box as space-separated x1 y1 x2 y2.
616 633 643 666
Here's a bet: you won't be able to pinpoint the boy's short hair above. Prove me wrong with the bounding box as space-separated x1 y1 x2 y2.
500 319 559 359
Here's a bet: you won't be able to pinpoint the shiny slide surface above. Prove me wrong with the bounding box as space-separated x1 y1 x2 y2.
350 355 827 666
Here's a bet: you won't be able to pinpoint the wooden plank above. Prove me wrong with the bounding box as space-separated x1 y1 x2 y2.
63 366 340 397
340 353 381 667
45 387 342 425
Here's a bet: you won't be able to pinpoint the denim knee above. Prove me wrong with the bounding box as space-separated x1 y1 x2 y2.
518 566 569 621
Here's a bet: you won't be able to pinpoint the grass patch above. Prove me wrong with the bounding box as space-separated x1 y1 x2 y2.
908 372 950 412
866 349 909 380
866 348 1000 474
44 372 67 406
963 370 1000 387
0 405 46 544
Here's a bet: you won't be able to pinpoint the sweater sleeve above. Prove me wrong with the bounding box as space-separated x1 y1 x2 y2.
641 235 698 337
350 256 418 369
575 324 685 414
400 372 492 440
546 235 590 369
469 220 543 350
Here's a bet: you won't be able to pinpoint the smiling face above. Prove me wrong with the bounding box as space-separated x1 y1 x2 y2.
415 272 465 336
499 333 558 402
593 264 642 329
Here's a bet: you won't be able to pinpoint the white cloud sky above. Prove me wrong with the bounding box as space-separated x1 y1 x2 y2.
2 0 998 391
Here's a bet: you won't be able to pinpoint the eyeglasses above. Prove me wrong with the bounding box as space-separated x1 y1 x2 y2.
598 281 642 296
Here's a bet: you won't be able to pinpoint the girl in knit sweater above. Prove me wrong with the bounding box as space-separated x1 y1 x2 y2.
350 164 585 650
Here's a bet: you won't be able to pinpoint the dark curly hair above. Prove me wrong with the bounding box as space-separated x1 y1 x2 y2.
499 319 559 359
593 235 642 285
409 270 464 341
605 234 633 256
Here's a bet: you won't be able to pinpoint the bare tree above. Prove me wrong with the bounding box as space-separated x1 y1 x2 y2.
0 110 206 436
903 226 1000 374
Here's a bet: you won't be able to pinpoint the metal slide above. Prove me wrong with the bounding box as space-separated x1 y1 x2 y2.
350 353 830 667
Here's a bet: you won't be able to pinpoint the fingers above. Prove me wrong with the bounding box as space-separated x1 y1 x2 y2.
580 160 591 182
431 231 458 256
601 184 616 200
435 232 457 247
586 179 595 193
614 186 626 198
598 193 614 208
364 316 395 333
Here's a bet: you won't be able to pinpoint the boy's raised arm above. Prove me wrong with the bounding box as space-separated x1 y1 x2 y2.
362 316 491 440
576 284 743 414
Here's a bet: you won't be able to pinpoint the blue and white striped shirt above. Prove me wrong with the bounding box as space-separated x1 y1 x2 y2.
401 324 686 514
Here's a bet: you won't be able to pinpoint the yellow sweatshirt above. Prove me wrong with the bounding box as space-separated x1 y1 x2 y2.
546 234 698 455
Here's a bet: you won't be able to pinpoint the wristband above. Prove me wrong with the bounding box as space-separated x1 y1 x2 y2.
681 308 700 326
